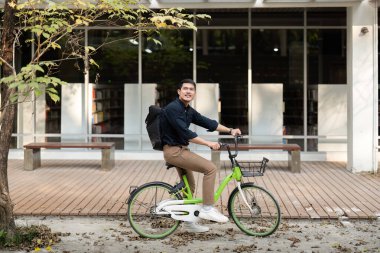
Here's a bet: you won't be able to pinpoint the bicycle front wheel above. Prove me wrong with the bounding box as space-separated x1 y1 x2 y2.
127 182 181 239
228 183 281 237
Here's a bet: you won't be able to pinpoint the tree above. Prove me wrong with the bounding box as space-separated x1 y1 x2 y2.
0 0 18 237
0 0 209 235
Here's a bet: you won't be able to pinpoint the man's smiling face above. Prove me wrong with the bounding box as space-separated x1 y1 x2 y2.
178 82 196 105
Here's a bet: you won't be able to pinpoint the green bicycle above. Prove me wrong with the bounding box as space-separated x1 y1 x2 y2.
127 136 281 239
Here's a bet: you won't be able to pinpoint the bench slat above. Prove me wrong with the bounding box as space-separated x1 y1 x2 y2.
24 142 115 149
23 142 115 171
214 143 301 173
224 144 301 151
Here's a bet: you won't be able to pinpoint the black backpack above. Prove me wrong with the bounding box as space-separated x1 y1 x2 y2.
145 105 164 151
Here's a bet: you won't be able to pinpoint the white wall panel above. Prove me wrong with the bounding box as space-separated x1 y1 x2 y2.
318 85 347 151
61 83 85 141
251 83 283 143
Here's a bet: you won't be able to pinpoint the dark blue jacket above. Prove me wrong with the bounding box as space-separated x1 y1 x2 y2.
161 98 218 146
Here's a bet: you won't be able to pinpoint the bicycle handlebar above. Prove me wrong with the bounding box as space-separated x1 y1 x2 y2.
219 135 242 164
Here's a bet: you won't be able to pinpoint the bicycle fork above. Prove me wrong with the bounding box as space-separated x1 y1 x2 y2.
237 182 254 213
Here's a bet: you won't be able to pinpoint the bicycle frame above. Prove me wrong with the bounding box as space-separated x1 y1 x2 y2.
180 165 242 205
178 136 243 205
156 136 257 219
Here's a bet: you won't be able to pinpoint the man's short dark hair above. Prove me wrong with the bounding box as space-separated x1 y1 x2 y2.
177 79 196 90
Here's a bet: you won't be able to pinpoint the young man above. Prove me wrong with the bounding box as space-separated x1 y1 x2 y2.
161 79 241 233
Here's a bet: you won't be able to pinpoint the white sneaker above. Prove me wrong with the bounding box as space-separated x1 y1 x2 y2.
199 207 229 223
183 222 209 233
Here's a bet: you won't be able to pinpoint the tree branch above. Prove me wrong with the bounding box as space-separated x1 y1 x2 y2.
0 56 17 77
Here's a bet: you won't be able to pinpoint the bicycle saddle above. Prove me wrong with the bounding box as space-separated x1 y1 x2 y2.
165 162 176 170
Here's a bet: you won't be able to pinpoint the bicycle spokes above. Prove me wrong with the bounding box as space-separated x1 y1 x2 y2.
228 183 281 237
128 183 181 239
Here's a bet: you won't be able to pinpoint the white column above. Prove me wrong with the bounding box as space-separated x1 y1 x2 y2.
318 85 347 152
61 83 85 142
35 94 46 142
124 83 157 149
17 93 46 146
195 83 219 136
347 1 377 173
251 83 283 144
17 97 34 146
124 83 157 135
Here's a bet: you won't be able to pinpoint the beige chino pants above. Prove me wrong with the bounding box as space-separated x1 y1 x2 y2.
163 145 217 205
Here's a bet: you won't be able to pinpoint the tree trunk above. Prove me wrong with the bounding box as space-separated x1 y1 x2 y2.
0 102 16 235
0 0 17 234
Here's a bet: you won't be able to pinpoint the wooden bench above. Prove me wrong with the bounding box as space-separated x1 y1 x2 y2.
23 142 115 171
211 143 301 173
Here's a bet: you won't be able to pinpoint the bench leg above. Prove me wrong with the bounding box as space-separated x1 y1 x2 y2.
101 147 115 171
211 150 221 170
288 150 301 173
24 148 41 171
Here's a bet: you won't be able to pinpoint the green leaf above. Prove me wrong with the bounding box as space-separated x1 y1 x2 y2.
31 28 43 36
25 39 35 44
48 93 60 103
40 61 56 67
196 14 211 20
9 81 22 88
9 93 18 103
42 32 50 39
34 65 45 73
18 83 26 91
150 38 162 46
46 87 58 94
0 75 15 84
51 42 61 50
89 59 99 68
34 89 43 97
28 82 40 88
85 46 96 53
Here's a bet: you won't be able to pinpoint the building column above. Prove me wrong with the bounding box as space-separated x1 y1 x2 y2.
61 83 85 142
347 0 377 173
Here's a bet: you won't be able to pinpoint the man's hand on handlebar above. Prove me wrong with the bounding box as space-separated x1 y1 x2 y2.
204 129 242 150
230 128 241 136
207 141 221 150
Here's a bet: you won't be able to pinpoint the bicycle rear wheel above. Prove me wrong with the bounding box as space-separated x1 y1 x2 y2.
228 183 281 237
127 182 181 239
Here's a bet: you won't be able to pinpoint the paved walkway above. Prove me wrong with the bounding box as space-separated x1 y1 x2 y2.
7 159 380 219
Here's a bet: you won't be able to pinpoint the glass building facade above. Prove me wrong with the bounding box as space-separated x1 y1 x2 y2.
2 0 379 173
9 8 347 148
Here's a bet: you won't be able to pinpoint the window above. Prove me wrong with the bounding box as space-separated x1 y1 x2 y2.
197 29 249 134
252 8 303 26
307 29 347 151
89 29 139 148
143 30 193 106
252 29 304 139
197 9 248 26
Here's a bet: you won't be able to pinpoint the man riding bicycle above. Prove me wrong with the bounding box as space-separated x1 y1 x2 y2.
161 78 241 233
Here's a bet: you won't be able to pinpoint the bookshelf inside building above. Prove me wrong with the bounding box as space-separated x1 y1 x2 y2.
92 85 124 136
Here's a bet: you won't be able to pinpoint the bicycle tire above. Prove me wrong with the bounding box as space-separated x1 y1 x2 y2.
127 181 182 239
228 182 281 237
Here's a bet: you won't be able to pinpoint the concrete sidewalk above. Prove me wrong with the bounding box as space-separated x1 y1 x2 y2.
4 216 380 253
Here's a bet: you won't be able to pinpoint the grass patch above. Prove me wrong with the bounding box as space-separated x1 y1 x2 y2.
0 225 60 251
